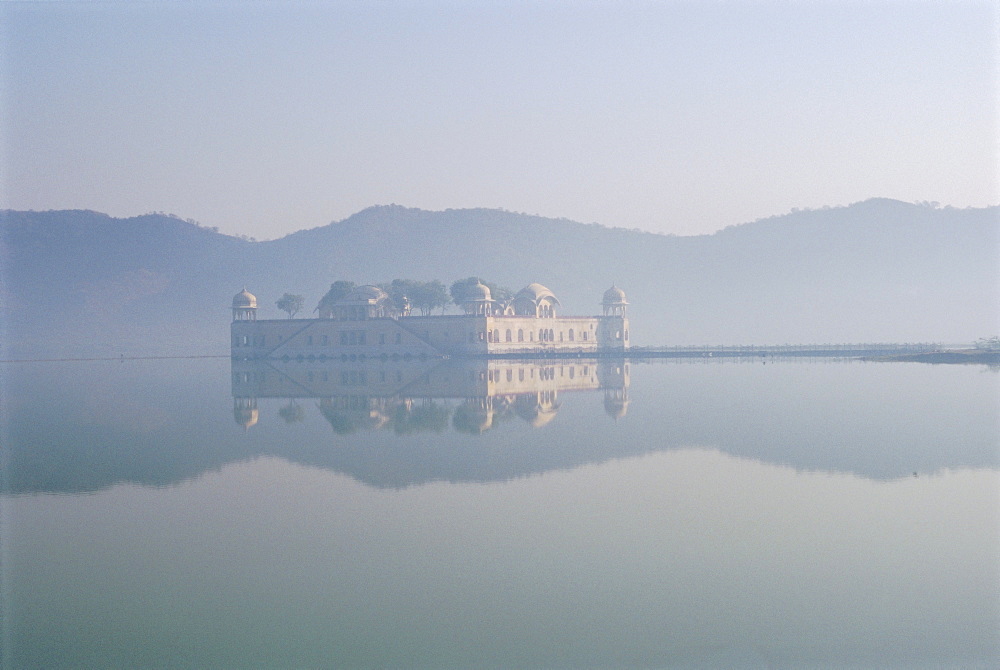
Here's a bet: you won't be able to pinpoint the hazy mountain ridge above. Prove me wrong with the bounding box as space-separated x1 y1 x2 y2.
2 199 996 357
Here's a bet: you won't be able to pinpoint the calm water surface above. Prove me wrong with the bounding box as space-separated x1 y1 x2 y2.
2 357 998 668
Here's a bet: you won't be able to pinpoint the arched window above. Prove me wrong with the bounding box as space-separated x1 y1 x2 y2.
518 329 524 342
494 329 500 342
506 329 512 342
569 329 574 341
487 331 493 342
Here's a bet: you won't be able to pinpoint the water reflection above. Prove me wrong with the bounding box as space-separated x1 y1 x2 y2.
232 357 630 434
3 357 996 495
3 357 998 666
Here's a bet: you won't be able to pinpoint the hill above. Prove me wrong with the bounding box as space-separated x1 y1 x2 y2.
1 200 997 357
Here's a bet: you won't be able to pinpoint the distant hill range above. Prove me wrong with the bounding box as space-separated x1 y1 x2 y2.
2 199 997 357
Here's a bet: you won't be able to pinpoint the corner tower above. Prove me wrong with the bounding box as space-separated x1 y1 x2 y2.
232 288 258 321
598 285 629 351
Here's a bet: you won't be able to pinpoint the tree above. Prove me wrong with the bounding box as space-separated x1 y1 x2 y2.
449 277 479 305
488 282 513 303
381 279 449 316
276 293 304 318
382 279 417 313
410 280 450 315
316 280 356 314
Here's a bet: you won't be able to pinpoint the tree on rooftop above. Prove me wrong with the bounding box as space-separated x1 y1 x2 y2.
409 280 450 315
316 280 356 313
276 293 304 319
380 279 450 316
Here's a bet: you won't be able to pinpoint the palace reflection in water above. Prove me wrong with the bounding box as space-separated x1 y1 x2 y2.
232 357 630 434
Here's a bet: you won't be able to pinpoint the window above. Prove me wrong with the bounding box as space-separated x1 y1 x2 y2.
569 329 574 341
506 329 512 342
493 329 500 342
518 329 524 342
582 331 588 341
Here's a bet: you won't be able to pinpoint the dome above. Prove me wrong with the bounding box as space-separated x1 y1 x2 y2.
232 288 257 309
515 283 559 304
467 281 492 301
602 285 628 305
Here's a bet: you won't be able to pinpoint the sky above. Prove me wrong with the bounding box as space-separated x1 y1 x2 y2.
2 0 997 239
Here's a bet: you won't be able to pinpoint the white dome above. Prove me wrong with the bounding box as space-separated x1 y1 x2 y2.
467 281 492 301
232 288 257 308
515 283 559 304
602 285 627 305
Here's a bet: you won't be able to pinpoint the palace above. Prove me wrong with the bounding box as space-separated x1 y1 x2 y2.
231 281 629 359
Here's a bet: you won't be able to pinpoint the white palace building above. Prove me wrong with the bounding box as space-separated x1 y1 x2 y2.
231 281 630 359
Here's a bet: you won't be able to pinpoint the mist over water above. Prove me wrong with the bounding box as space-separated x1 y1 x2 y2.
2 357 997 667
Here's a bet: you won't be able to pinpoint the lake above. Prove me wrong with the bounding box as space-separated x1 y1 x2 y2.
2 356 998 668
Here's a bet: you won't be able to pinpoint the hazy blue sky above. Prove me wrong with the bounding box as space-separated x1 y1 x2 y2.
2 1 996 238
